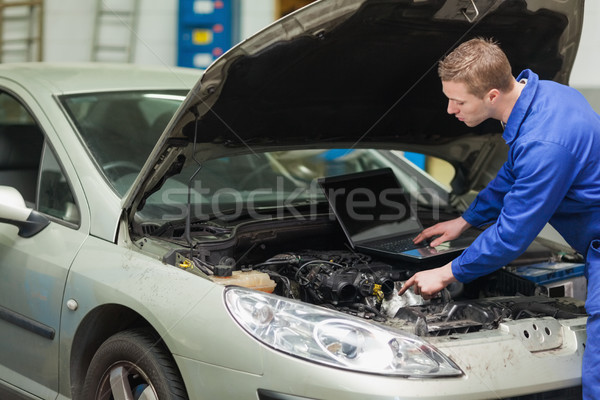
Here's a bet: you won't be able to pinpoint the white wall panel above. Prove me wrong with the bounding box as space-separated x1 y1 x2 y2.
38 0 600 93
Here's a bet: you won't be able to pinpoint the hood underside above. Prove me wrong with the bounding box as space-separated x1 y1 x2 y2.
125 0 583 215
180 0 581 147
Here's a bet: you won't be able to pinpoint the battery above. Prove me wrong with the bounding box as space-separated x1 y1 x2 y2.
512 262 585 284
511 262 586 301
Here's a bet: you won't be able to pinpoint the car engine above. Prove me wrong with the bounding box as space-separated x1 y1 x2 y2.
179 246 586 338
151 210 587 339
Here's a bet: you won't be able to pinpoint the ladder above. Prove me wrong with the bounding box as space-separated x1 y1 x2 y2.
0 0 44 63
91 0 140 63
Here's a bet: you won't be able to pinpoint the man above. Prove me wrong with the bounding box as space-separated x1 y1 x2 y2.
398 38 600 398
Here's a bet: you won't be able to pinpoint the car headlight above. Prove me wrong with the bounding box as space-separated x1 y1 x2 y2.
224 287 462 377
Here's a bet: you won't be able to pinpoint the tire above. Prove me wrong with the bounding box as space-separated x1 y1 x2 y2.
81 328 188 400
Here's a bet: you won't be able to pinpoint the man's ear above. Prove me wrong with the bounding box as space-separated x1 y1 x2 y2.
486 88 500 104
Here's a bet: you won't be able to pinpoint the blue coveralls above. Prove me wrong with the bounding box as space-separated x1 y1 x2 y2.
450 70 600 398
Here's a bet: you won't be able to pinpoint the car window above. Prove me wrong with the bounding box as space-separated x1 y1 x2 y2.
0 92 44 205
0 92 35 124
60 91 188 196
0 91 80 225
38 144 80 225
422 154 455 187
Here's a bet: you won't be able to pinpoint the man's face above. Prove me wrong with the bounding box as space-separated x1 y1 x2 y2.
442 80 492 127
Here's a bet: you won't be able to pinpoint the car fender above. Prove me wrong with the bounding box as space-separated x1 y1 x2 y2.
59 234 265 398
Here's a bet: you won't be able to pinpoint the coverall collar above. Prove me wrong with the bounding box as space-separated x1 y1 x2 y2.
502 69 538 145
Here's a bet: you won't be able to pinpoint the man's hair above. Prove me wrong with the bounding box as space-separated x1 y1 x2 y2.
438 38 514 98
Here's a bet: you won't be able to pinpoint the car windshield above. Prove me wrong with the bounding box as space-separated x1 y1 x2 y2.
59 91 456 226
137 149 455 225
60 90 188 195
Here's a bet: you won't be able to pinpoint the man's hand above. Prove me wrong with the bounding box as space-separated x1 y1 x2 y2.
413 216 472 247
398 263 457 300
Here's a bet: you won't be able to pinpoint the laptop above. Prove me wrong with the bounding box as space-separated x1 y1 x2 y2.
318 168 474 262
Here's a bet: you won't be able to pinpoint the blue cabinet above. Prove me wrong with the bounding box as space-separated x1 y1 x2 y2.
178 0 237 69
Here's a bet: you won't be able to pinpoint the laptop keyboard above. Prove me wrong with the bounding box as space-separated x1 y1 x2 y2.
368 237 426 252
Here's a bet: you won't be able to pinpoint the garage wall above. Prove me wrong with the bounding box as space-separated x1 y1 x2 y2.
41 0 600 94
43 0 97 63
570 1 600 112
570 1 600 88
43 0 274 66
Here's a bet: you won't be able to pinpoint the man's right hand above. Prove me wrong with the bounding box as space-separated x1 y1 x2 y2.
413 216 472 247
398 262 457 299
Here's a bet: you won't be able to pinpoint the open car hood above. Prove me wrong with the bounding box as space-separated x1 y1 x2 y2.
124 0 583 217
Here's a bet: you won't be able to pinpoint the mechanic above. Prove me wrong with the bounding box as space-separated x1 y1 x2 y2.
398 38 600 398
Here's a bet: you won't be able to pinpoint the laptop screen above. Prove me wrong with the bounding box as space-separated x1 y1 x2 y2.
318 168 422 244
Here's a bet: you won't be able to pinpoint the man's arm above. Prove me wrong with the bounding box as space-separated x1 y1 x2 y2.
414 162 514 246
452 141 580 283
405 141 580 296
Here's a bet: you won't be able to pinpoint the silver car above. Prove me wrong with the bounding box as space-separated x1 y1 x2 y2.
0 0 587 399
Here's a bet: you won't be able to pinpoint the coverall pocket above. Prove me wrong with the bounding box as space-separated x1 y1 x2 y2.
585 239 600 316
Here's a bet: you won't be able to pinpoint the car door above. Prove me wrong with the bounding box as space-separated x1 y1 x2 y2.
0 90 89 399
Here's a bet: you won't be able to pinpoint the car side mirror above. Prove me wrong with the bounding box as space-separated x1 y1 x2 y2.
0 186 50 238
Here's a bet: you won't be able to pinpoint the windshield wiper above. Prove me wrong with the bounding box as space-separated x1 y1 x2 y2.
151 219 232 239
202 199 330 222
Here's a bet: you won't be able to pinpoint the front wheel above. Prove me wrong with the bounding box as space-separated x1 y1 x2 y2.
82 329 188 400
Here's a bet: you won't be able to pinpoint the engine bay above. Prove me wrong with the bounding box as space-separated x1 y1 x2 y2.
247 249 585 337
153 215 587 338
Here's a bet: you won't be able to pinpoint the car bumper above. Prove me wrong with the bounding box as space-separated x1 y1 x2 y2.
174 316 585 400
256 387 583 400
